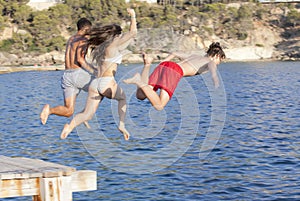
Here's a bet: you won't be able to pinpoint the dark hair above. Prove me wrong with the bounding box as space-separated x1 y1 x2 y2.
77 18 92 31
206 42 226 60
88 24 122 47
87 24 123 66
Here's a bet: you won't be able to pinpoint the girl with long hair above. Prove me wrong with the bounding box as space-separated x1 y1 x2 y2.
61 8 137 140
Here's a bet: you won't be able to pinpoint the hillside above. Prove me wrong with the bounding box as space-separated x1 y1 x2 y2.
0 2 299 66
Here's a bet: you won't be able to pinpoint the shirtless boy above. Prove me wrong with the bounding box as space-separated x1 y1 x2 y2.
40 18 96 125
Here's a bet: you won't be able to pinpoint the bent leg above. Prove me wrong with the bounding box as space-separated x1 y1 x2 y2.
104 82 130 140
60 89 102 139
40 95 76 125
140 84 170 110
116 88 130 141
41 95 91 127
124 73 170 111
136 53 154 100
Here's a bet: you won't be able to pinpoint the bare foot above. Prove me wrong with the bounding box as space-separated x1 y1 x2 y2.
118 125 130 141
60 124 72 139
142 52 153 65
40 104 50 125
83 121 91 129
123 73 142 84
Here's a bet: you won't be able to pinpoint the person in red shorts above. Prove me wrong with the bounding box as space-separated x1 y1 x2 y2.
123 42 226 110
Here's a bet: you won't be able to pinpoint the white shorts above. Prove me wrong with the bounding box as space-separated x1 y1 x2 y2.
90 76 115 94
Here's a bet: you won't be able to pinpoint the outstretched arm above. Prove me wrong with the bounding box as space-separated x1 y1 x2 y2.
117 8 137 50
208 61 219 88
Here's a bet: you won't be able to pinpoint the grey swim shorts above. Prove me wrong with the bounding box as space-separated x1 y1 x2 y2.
61 68 92 98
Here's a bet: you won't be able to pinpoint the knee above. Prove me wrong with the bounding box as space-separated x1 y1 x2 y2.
86 113 94 121
65 108 74 117
153 104 164 111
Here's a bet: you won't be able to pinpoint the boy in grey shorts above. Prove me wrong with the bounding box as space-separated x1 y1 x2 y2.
62 68 92 98
40 18 96 126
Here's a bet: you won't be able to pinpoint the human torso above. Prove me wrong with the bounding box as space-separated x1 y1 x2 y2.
94 31 136 77
178 55 213 76
65 34 87 70
97 38 123 77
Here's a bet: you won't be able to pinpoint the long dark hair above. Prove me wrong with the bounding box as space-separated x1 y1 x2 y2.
87 24 122 66
206 42 226 60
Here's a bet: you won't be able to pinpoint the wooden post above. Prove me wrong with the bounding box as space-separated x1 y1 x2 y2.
37 176 72 201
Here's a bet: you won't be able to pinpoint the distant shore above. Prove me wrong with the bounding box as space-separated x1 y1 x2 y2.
1 51 299 75
0 65 65 74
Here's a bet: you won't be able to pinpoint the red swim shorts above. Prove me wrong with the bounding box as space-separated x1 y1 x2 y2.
148 61 184 99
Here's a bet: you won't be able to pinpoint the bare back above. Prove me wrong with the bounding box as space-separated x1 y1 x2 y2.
65 34 88 70
178 55 213 76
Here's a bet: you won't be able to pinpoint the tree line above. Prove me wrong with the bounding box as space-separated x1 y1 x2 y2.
0 0 299 54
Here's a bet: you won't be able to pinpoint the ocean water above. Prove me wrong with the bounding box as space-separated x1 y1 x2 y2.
0 61 299 200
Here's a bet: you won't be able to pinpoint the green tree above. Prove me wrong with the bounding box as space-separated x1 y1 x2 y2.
286 9 300 27
236 5 253 40
87 0 103 22
237 4 252 20
2 0 29 19
201 3 226 14
0 39 14 51
64 0 87 20
13 5 33 28
0 15 5 31
49 36 66 51
11 32 33 52
138 16 154 28
49 4 72 26
137 2 152 19
29 11 60 52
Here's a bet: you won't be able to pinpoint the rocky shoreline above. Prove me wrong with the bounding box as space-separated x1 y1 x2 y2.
0 65 65 74
1 20 299 74
0 49 299 75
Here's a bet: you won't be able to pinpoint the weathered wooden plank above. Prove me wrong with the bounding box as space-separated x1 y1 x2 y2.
0 163 25 172
0 172 33 180
39 176 72 201
0 155 13 161
0 178 39 198
71 170 97 192
0 156 76 179
15 157 76 174
0 155 75 171
0 170 97 198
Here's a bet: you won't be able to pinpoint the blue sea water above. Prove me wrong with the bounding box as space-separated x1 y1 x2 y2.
0 61 299 200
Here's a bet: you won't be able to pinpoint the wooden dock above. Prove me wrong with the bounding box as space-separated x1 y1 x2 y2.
0 155 97 200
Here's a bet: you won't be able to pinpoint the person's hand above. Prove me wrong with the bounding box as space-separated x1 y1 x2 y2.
127 8 135 18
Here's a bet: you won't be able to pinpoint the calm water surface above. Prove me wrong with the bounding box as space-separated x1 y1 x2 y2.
0 61 299 200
